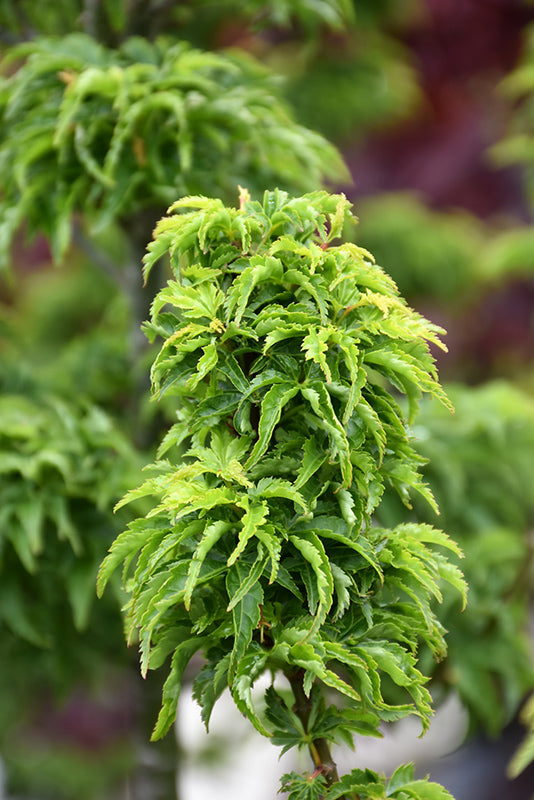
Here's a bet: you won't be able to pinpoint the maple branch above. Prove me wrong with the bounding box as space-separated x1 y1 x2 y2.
286 669 349 797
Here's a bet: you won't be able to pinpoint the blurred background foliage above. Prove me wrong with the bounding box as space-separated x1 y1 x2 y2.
2 0 534 798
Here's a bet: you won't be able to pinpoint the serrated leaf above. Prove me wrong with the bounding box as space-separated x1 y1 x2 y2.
296 516 381 575
226 550 267 611
387 763 416 793
184 520 232 610
294 437 328 489
152 281 223 322
253 524 282 584
331 563 351 620
148 626 193 671
284 270 330 323
186 341 218 389
387 768 455 800
265 687 306 754
227 501 269 566
226 560 264 679
354 396 387 461
193 652 232 731
263 322 309 352
217 354 249 393
322 668 361 703
326 769 385 800
226 256 284 325
253 477 308 511
231 650 270 736
281 771 329 800
151 636 208 740
301 326 332 382
301 383 352 486
97 521 156 596
246 382 300 469
289 531 333 631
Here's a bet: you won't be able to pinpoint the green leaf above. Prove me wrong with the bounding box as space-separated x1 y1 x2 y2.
151 636 207 740
253 477 308 511
326 769 385 800
184 520 232 610
148 626 194 671
296 516 381 574
387 763 416 793
386 763 455 799
354 396 387 460
227 501 269 566
294 437 328 489
331 562 351 620
226 550 268 611
97 520 158 597
289 531 333 630
187 341 218 389
246 382 300 469
254 524 282 583
192 392 241 427
231 650 270 736
226 256 284 326
217 354 249 393
280 771 328 800
301 383 352 486
152 281 223 322
301 326 332 382
65 559 98 631
193 653 232 731
265 687 306 754
226 560 264 679
0 582 51 648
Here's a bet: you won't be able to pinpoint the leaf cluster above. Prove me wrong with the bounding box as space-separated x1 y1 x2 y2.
412 382 534 535
0 33 345 266
354 194 483 303
281 762 455 800
98 190 465 758
0 390 138 645
0 0 353 44
379 381 534 734
184 0 354 35
283 30 420 144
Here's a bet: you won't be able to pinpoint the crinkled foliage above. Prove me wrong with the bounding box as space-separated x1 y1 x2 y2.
98 190 465 797
378 381 534 736
0 390 137 648
282 762 455 800
0 34 345 266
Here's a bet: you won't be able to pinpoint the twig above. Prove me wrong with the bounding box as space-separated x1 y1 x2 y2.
81 0 101 38
72 222 123 286
286 669 349 798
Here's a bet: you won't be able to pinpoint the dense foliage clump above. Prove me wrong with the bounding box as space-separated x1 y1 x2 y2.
0 34 345 266
99 189 465 798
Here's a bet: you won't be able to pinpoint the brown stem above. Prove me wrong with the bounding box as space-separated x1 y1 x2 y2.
284 669 362 800
285 670 342 791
